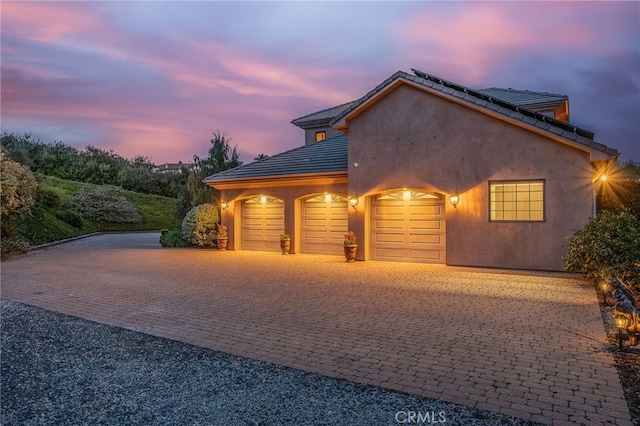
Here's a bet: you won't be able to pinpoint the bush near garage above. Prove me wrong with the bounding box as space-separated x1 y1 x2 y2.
563 210 640 286
160 228 188 247
181 203 219 247
0 151 38 236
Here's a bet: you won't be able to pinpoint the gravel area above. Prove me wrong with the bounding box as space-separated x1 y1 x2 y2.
1 300 537 425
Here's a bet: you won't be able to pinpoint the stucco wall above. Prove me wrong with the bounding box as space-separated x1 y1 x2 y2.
220 182 348 253
346 84 595 270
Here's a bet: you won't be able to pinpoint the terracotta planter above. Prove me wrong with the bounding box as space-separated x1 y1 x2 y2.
344 244 357 262
217 237 228 250
280 239 291 254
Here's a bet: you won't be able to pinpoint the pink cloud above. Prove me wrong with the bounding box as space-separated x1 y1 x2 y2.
395 2 604 84
1 2 115 45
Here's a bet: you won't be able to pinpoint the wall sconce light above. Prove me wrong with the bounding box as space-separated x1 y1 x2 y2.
349 196 359 209
402 190 412 200
325 193 332 203
614 313 629 350
260 195 267 204
221 201 229 210
449 194 460 208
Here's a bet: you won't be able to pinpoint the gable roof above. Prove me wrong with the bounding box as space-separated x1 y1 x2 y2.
204 133 348 185
291 101 358 129
331 68 618 159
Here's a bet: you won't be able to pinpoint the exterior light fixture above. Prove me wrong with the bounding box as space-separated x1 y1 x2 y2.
402 190 412 200
349 197 359 209
260 195 267 204
221 201 229 210
325 193 332 203
614 313 628 350
600 174 607 182
449 194 460 208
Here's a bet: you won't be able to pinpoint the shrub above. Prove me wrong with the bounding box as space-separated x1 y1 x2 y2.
0 152 38 235
181 203 219 247
563 210 640 284
36 186 64 208
160 228 187 247
56 208 84 228
67 186 143 228
0 235 31 259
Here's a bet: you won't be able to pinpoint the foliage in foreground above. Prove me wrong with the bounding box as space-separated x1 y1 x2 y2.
181 203 220 247
563 210 640 284
160 229 188 247
0 151 38 236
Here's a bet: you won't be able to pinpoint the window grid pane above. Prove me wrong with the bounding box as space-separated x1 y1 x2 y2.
489 180 544 222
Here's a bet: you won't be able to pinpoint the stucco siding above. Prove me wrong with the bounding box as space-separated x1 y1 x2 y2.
347 84 594 270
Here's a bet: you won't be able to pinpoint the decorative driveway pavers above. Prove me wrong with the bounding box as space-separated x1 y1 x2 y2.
1 233 632 425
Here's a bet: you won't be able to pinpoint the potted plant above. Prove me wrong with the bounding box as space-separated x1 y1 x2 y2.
280 233 291 254
216 223 229 250
343 231 357 262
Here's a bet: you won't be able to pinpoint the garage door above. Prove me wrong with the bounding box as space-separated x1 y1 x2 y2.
241 196 284 252
371 191 445 263
301 194 348 254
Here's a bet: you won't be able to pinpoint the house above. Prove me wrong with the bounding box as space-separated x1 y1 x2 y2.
204 68 618 271
154 162 194 173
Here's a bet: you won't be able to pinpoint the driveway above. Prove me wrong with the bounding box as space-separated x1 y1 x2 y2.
1 233 632 425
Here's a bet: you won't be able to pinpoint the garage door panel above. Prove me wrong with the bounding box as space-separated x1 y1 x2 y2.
301 196 348 255
410 234 442 244
410 220 443 230
241 199 284 252
371 191 445 264
409 249 444 262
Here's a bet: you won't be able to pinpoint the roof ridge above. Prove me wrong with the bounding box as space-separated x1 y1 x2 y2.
291 100 358 123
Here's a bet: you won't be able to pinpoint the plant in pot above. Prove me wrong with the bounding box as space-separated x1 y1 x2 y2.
216 223 229 250
280 233 291 254
343 231 357 262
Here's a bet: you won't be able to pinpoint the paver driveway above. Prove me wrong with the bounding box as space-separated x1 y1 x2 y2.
1 233 632 425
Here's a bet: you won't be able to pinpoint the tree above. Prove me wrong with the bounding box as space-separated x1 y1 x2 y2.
0 151 38 236
176 130 242 217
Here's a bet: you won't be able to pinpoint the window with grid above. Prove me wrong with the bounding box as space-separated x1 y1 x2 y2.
490 180 544 222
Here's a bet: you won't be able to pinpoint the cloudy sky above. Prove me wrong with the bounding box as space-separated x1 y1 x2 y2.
2 1 639 164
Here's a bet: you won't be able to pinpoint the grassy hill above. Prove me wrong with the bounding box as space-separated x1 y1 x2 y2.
14 176 181 247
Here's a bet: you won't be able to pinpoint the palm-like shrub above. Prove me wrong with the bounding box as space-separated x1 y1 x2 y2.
181 203 219 247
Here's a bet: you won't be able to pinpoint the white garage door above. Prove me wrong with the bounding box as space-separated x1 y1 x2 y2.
301 194 348 255
371 191 445 263
241 196 284 252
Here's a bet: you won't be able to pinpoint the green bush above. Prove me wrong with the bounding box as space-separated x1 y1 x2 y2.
67 187 143 229
563 210 640 283
160 228 187 247
56 208 84 228
181 203 219 247
1 152 38 235
36 186 64 208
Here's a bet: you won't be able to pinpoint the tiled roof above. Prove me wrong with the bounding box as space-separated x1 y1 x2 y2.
331 68 618 157
204 134 348 183
478 88 567 107
291 101 358 129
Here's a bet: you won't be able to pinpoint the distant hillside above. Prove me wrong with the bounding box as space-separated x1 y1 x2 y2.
13 176 180 248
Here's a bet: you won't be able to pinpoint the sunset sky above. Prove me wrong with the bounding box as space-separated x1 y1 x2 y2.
2 1 639 164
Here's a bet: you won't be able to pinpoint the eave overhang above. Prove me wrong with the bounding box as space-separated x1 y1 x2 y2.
204 171 348 190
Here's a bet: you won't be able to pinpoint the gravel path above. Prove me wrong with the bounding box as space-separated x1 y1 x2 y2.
1 300 535 425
